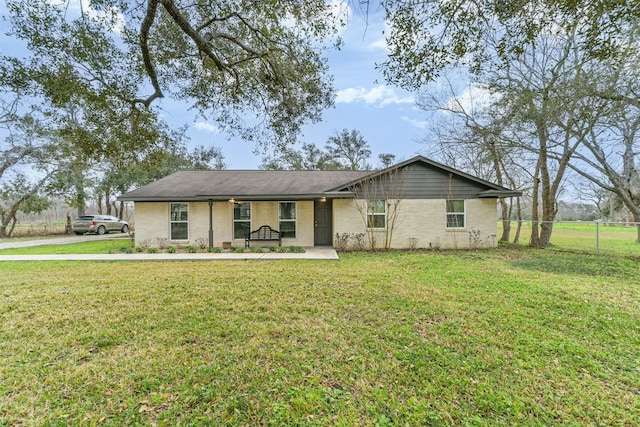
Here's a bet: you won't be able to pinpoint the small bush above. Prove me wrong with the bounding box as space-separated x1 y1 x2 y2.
166 246 177 253
352 233 366 250
408 237 418 251
231 246 245 253
120 247 133 254
334 233 350 251
194 237 208 250
207 247 222 253
139 240 151 250
135 246 144 253
155 238 169 249
147 247 158 254
289 246 305 253
274 246 288 253
250 246 264 253
186 246 197 253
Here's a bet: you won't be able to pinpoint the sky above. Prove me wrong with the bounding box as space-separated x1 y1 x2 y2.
159 6 431 169
0 2 434 170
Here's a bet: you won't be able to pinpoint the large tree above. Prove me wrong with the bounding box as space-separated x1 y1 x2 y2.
326 128 373 170
372 0 639 89
417 80 529 243
3 0 339 147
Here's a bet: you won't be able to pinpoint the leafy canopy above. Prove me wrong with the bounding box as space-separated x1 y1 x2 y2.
3 0 341 146
375 0 640 88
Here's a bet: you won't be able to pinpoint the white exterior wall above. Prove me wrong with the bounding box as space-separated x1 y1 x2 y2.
132 200 313 247
133 202 170 244
333 198 498 250
134 198 497 249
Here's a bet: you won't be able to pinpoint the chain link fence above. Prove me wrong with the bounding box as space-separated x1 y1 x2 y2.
502 220 640 256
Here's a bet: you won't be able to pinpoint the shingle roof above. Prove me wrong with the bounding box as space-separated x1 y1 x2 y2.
118 170 370 201
118 156 522 202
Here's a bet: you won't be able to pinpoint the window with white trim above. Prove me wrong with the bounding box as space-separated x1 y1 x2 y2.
446 199 466 228
279 202 296 238
367 200 386 229
170 203 189 240
233 202 251 239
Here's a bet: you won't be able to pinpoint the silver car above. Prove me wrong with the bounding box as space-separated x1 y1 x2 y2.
72 215 129 235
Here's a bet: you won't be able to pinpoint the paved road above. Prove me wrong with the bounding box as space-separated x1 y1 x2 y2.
0 233 128 250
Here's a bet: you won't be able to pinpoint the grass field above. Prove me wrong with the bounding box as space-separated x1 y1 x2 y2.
504 221 640 256
0 238 134 255
1 249 639 425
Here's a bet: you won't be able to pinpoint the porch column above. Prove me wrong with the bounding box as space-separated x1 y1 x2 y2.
208 199 213 248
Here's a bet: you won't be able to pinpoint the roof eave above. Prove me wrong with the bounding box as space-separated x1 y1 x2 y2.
478 190 523 198
118 191 356 202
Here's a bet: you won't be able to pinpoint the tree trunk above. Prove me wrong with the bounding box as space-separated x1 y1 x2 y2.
105 189 112 215
65 214 72 234
530 162 542 247
499 198 512 242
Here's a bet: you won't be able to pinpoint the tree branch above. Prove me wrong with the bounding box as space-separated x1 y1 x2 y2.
136 0 164 108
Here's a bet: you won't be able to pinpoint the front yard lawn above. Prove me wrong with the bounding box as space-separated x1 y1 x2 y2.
1 250 638 425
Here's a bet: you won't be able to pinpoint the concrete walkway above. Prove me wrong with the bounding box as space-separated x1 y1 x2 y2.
0 246 339 262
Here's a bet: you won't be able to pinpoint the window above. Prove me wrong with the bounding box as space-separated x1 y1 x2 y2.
279 202 296 238
446 200 465 228
170 203 189 240
367 200 386 229
233 202 251 239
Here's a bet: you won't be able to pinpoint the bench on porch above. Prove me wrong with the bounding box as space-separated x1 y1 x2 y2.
245 225 282 248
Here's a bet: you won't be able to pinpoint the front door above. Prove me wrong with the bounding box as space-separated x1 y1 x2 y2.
314 199 333 246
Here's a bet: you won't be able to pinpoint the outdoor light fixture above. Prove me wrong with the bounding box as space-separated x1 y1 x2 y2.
320 197 327 202
229 198 235 203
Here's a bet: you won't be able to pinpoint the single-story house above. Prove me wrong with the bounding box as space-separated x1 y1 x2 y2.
118 156 521 250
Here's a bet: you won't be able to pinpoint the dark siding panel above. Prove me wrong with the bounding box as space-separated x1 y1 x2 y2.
354 163 492 199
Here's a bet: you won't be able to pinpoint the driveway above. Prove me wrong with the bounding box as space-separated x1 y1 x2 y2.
0 233 128 250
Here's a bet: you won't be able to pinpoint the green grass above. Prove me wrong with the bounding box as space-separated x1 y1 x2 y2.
1 249 639 425
505 221 640 256
0 238 133 255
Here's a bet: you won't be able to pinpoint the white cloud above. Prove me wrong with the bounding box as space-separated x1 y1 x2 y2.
49 0 125 33
368 37 388 51
194 121 220 133
401 116 428 129
443 84 499 114
335 85 414 106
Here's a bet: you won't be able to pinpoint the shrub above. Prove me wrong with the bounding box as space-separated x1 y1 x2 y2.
155 238 169 249
468 229 482 250
250 246 265 253
120 247 133 254
186 246 197 253
147 247 158 254
408 237 418 251
289 246 305 253
231 246 245 253
274 246 288 253
334 233 350 251
166 246 177 253
194 237 208 250
207 247 222 253
135 246 144 253
352 233 366 250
